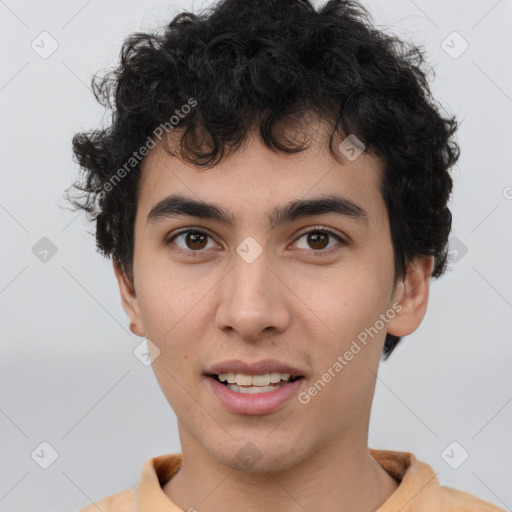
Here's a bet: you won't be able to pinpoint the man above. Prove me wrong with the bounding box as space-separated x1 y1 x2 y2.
67 0 504 510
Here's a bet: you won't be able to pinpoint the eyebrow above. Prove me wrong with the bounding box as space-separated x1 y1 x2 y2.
146 193 369 229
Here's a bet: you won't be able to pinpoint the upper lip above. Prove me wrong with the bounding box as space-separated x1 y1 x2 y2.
205 359 305 377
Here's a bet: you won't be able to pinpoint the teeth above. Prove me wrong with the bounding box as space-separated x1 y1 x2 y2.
226 384 283 394
217 372 293 387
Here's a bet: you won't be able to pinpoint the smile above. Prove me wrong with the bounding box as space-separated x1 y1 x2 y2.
206 374 305 414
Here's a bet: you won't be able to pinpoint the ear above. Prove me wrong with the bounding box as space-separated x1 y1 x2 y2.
112 259 145 337
386 255 435 337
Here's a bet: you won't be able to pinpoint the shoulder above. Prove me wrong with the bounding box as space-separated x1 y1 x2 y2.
77 488 136 512
439 484 506 511
75 453 182 511
370 449 505 512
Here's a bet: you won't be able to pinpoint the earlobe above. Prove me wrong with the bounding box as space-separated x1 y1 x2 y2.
112 259 145 337
386 255 434 338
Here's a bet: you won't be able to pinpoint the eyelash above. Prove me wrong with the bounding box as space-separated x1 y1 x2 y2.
165 226 347 258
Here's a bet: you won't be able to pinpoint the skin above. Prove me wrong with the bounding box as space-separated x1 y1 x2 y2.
114 121 434 512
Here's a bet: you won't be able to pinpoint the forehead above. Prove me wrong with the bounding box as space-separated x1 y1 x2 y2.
135 128 385 229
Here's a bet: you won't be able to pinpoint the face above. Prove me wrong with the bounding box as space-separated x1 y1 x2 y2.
114 125 432 473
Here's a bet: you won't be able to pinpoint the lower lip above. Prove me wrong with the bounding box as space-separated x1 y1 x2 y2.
205 375 304 415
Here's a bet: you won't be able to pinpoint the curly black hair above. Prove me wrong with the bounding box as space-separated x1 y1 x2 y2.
65 0 460 359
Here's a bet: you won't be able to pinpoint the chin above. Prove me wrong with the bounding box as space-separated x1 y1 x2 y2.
212 440 307 474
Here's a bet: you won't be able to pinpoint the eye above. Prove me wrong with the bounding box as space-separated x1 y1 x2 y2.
292 226 346 255
167 229 218 256
166 226 347 257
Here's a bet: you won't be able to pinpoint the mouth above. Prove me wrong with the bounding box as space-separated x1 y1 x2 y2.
205 371 305 415
203 359 307 414
208 372 304 394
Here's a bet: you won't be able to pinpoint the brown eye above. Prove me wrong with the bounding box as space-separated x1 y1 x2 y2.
185 231 208 250
167 229 216 253
307 231 329 250
294 227 345 254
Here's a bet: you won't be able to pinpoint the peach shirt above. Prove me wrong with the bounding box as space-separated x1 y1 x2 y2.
79 449 505 511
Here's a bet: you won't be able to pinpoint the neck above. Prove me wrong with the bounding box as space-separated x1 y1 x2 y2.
162 430 399 512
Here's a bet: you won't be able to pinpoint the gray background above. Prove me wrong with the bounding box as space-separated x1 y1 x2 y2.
0 0 511 510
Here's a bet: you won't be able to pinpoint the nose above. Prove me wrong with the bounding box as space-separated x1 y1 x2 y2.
215 248 292 342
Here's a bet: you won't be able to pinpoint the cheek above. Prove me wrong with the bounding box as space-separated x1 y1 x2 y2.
303 264 391 341
301 284 386 420
135 267 215 380
294 264 391 406
135 249 204 333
